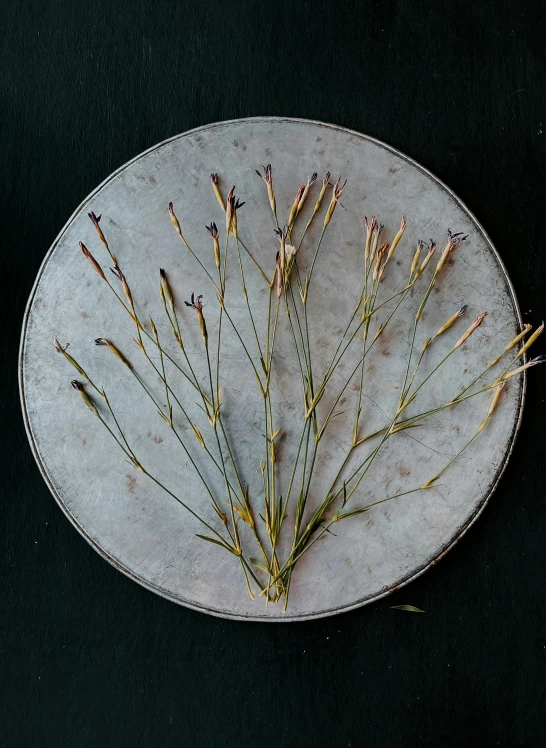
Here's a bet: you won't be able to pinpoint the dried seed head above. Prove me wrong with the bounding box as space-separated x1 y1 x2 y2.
54 339 89 378
502 355 546 380
71 380 98 416
453 312 487 349
80 242 106 280
95 338 133 369
210 173 225 211
517 321 544 358
323 177 347 228
503 323 532 352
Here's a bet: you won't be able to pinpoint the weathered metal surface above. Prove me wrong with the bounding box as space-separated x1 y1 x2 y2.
19 117 525 621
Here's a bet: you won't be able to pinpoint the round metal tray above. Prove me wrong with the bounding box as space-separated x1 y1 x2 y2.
19 117 524 621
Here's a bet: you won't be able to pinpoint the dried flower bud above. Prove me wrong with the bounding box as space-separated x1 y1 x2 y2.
184 293 207 343
110 265 134 307
80 242 106 281
453 312 487 349
503 323 532 352
517 321 544 358
415 241 436 279
373 242 389 281
54 339 88 378
275 227 287 275
323 177 347 229
432 304 468 341
312 172 331 214
225 186 245 236
296 172 318 216
386 216 407 263
364 216 377 264
256 164 277 216
409 241 423 280
71 380 98 416
475 382 506 434
88 211 105 246
486 381 505 418
159 268 175 313
369 223 383 266
436 230 467 274
95 338 132 369
168 202 188 246
206 222 221 270
210 173 225 211
288 185 305 228
502 355 546 380
275 251 283 297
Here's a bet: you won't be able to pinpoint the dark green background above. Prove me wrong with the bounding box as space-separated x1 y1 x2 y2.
3 1 546 746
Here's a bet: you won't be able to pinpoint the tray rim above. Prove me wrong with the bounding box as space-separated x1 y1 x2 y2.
18 116 526 621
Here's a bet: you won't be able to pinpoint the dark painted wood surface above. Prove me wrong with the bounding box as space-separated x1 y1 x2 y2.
2 1 545 745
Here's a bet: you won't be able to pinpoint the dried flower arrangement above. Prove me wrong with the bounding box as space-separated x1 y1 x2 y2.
56 167 544 609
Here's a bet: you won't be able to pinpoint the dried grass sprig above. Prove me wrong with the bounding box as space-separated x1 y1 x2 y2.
64 168 542 608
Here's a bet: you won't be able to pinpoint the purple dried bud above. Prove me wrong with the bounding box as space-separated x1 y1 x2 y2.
447 229 468 245
71 380 98 415
206 222 219 238
87 211 101 227
256 164 273 184
184 294 207 342
95 338 132 368
80 242 106 280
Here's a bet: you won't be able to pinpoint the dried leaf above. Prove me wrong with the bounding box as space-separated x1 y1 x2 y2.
391 605 424 613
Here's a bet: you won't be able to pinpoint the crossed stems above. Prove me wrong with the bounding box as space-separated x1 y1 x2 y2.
77 180 539 607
